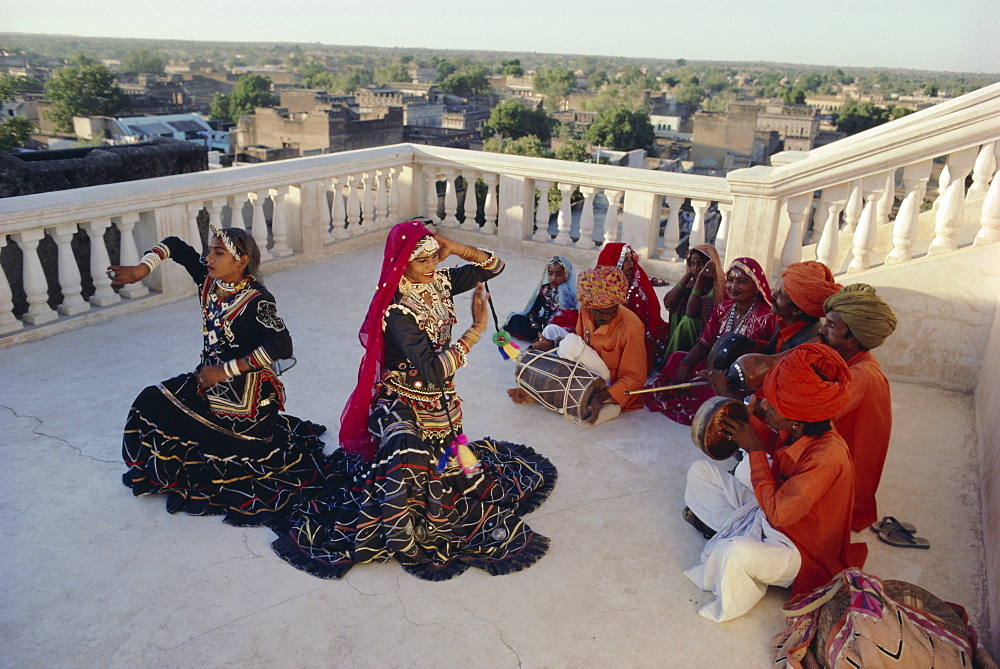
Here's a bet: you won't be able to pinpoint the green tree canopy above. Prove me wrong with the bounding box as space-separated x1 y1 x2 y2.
554 139 591 162
0 116 36 152
375 61 410 84
438 68 490 97
584 105 655 151
674 82 705 109
483 99 558 143
533 67 575 100
210 74 277 122
482 135 552 158
44 62 130 133
0 74 45 101
499 59 523 76
781 87 807 105
121 49 165 74
835 100 913 135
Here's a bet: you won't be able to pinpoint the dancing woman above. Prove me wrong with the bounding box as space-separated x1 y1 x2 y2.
271 220 557 581
112 227 329 526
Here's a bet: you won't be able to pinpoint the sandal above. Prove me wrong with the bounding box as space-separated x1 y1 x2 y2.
876 525 930 549
683 506 716 540
870 516 916 535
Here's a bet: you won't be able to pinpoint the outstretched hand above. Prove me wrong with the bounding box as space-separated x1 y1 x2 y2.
107 264 150 288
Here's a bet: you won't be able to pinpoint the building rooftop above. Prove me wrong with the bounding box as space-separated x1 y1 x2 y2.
0 242 989 666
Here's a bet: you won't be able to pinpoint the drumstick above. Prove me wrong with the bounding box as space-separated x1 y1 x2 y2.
624 381 710 396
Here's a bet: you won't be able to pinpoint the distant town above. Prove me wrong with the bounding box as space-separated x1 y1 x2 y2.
2 32 998 197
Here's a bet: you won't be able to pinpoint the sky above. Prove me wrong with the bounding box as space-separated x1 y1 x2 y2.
2 0 999 73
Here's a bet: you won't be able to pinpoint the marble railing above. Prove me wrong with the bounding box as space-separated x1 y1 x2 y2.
2 81 999 345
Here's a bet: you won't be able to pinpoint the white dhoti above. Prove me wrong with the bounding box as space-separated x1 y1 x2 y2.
683 460 801 622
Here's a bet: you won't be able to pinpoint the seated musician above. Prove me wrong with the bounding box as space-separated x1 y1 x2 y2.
507 266 647 426
503 255 579 342
820 284 898 532
682 343 865 622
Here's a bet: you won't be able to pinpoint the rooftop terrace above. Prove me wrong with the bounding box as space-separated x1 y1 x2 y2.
0 243 991 666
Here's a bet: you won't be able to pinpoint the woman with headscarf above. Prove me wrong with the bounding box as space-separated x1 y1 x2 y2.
271 220 557 581
646 257 778 425
682 343 864 622
111 227 331 526
597 243 669 373
661 243 725 358
503 255 578 341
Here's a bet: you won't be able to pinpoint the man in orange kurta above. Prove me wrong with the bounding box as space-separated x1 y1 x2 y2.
821 284 898 531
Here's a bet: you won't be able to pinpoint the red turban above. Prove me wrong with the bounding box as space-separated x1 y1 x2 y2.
762 343 852 422
578 266 628 308
781 261 841 319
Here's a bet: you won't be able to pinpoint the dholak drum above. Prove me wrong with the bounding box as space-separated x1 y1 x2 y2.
691 396 750 460
706 332 755 370
514 348 604 423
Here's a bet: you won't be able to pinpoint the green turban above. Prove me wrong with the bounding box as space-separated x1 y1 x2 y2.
823 283 898 350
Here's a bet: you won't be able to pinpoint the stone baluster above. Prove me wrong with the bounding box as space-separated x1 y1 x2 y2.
974 160 1000 245
778 193 813 271
876 171 895 227
387 167 401 225
848 175 887 272
268 187 293 257
425 173 440 222
929 147 978 254
249 190 272 261
689 199 709 246
932 164 951 211
115 213 149 299
184 203 204 253
460 171 479 231
661 196 683 259
81 220 121 307
969 141 996 197
842 181 863 232
814 184 849 268
886 160 932 264
715 204 732 258
374 170 389 228
360 172 375 231
603 190 623 245
0 235 23 334
532 179 552 242
12 231 56 325
329 176 347 240
578 187 598 247
346 174 362 235
206 199 226 231
442 170 460 227
555 183 574 245
47 224 90 315
315 177 333 240
226 195 246 230
482 172 498 233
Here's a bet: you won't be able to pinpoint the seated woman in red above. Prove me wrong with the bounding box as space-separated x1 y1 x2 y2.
646 257 777 425
596 243 669 373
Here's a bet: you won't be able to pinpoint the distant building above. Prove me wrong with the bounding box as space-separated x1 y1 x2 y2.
690 102 770 174
756 100 820 152
73 112 230 152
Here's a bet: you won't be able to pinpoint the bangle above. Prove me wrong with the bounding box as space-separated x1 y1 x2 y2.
691 288 703 297
224 359 241 378
679 360 692 367
462 328 482 344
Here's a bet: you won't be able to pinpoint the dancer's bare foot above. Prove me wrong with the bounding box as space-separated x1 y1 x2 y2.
507 387 537 404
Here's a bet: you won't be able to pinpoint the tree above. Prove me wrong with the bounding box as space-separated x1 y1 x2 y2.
375 61 410 84
121 49 165 74
0 116 36 152
554 139 591 162
499 59 523 76
482 135 551 158
674 82 705 109
210 74 277 122
44 62 130 133
781 87 807 105
434 59 456 80
834 100 911 136
533 67 575 100
483 99 558 143
438 68 490 97
0 74 44 101
584 105 655 151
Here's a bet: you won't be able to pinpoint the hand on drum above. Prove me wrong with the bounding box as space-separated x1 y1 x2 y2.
584 384 609 425
107 264 150 287
195 365 229 390
716 414 763 453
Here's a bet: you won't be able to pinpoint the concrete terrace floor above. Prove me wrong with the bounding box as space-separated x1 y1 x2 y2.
0 242 991 667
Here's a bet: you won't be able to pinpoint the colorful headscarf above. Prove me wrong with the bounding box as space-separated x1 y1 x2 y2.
823 283 898 350
762 342 852 422
781 261 842 319
689 243 725 308
578 266 628 309
728 257 773 309
597 242 668 333
340 220 434 460
513 255 577 317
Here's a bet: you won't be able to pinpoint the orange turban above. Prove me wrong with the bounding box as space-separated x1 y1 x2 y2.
762 343 852 422
781 261 841 319
578 266 628 308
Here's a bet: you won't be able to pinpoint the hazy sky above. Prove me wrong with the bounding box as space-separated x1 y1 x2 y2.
3 0 998 73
